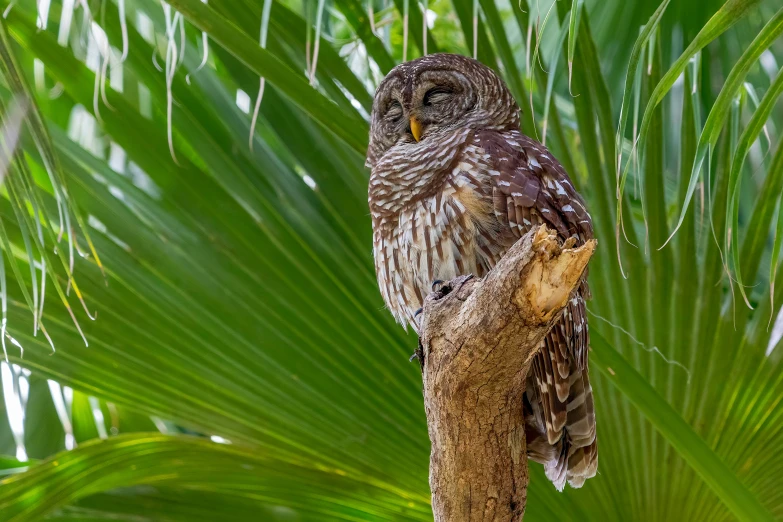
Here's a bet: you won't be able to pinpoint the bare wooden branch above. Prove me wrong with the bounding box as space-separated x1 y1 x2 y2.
419 225 596 521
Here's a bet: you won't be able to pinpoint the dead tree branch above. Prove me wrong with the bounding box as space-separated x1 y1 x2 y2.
418 225 596 521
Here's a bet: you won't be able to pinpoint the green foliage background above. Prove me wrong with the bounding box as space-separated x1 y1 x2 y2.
0 0 781 519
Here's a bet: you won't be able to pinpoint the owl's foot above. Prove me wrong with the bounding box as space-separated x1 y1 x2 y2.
430 275 473 300
412 276 473 370
410 339 425 372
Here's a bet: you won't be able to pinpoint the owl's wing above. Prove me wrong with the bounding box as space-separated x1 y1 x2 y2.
476 129 593 246
476 129 597 490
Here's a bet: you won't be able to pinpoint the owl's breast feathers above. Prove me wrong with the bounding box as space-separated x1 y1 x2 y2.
369 128 504 328
369 127 597 490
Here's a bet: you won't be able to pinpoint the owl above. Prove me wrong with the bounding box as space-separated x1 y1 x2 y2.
367 53 596 490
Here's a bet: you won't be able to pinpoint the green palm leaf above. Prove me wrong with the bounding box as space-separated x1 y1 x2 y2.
1 0 782 520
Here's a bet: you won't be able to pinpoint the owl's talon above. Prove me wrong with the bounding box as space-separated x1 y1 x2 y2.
409 343 424 363
414 307 423 317
431 279 444 292
437 283 453 298
410 340 425 371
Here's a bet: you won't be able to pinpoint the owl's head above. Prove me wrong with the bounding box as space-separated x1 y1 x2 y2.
366 53 520 168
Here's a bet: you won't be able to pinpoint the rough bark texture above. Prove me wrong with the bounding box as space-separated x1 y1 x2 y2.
418 225 596 522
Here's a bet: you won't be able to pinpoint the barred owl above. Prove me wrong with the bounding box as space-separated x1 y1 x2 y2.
367 54 597 490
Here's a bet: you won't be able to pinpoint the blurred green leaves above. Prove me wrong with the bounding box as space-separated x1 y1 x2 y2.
0 434 431 521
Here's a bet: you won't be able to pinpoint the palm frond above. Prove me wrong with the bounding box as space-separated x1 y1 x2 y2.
0 0 781 519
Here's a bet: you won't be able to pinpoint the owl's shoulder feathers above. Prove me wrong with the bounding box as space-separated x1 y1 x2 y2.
473 129 593 245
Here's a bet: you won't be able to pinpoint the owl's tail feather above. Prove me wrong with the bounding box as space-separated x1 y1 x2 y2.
523 309 597 490
524 372 598 490
567 439 598 488
563 365 598 487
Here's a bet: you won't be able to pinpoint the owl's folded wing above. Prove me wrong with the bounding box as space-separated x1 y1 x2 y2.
475 128 593 245
476 128 597 490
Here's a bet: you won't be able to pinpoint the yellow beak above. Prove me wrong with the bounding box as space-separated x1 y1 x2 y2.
410 117 423 142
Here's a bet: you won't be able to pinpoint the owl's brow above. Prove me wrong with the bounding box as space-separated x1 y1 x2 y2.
378 70 405 92
385 86 404 109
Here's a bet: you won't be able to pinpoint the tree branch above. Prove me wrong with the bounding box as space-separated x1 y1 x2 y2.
419 225 596 521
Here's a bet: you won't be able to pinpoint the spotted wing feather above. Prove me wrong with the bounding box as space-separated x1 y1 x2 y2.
477 129 597 491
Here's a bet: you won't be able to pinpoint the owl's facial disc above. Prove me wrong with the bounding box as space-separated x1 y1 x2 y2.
375 70 474 144
405 71 473 141
366 54 521 169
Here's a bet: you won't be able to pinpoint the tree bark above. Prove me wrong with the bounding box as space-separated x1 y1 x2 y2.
418 225 596 521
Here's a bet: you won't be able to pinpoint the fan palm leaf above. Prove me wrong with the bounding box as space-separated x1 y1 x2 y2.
0 0 781 520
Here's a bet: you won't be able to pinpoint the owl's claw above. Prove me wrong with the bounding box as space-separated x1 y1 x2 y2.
410 339 425 371
430 275 473 301
414 307 423 317
435 283 452 298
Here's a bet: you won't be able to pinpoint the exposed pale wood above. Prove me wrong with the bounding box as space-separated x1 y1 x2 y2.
418 225 596 521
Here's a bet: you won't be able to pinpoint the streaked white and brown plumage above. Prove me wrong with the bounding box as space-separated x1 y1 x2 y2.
367 54 596 490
